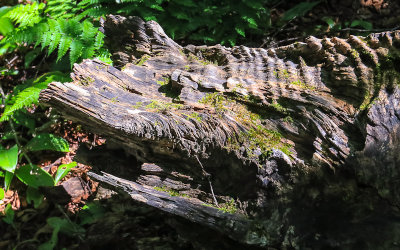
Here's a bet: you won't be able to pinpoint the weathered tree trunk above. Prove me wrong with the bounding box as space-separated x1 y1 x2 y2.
40 15 400 248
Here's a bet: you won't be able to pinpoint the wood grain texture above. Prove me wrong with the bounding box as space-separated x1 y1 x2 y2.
40 15 400 248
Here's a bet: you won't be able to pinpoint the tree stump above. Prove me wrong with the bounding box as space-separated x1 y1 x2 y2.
40 15 400 248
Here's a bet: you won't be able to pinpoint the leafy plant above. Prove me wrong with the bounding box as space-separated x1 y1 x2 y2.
24 133 69 152
0 188 4 200
320 17 373 32
39 217 85 250
73 0 278 46
1 1 111 67
0 72 71 122
0 144 18 173
54 162 77 184
281 1 321 21
2 204 15 226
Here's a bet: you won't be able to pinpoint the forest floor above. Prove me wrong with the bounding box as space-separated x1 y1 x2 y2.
1 0 399 249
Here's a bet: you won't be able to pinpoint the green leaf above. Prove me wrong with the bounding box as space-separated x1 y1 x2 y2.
242 16 258 28
48 32 62 56
47 217 85 236
54 162 76 185
282 1 320 21
93 31 104 50
2 203 14 225
12 111 36 132
79 202 105 225
350 20 373 30
0 17 14 35
69 39 84 66
4 171 13 191
0 86 41 122
0 188 4 200
26 186 44 208
0 145 18 173
16 164 54 188
40 24 52 49
57 36 72 61
38 218 60 250
0 6 13 17
81 20 97 41
322 17 335 29
235 26 245 37
24 133 69 152
24 48 41 68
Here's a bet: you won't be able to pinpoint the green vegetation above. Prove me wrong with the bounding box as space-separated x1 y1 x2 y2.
274 69 290 80
0 1 111 68
145 100 183 112
154 186 189 198
187 53 217 66
135 54 150 66
199 92 230 113
156 77 170 86
203 198 237 214
290 79 315 90
270 101 288 114
244 126 291 158
350 49 360 59
273 69 315 90
0 139 76 208
110 96 119 103
185 112 202 122
283 116 294 123
200 92 291 159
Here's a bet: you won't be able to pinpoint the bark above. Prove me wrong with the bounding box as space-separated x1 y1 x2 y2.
40 15 400 248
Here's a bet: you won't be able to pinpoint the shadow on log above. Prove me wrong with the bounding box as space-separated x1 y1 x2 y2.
40 15 400 248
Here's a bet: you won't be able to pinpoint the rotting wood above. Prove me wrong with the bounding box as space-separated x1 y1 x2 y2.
40 15 400 248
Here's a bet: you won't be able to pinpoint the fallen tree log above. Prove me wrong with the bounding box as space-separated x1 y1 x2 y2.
40 15 400 248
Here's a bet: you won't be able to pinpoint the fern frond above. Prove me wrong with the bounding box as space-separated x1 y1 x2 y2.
40 24 52 49
81 45 96 59
6 2 45 27
80 7 110 18
47 19 61 55
0 72 70 122
46 0 81 19
48 32 62 55
57 36 72 61
81 20 97 41
93 31 104 50
70 40 84 66
0 86 42 122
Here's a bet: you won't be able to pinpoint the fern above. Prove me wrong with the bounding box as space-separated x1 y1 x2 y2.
45 0 81 19
70 40 84 66
5 2 45 27
4 0 109 67
0 72 70 122
72 0 274 45
0 87 43 122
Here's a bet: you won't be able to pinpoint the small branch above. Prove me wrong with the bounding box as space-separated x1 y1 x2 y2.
195 155 219 207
